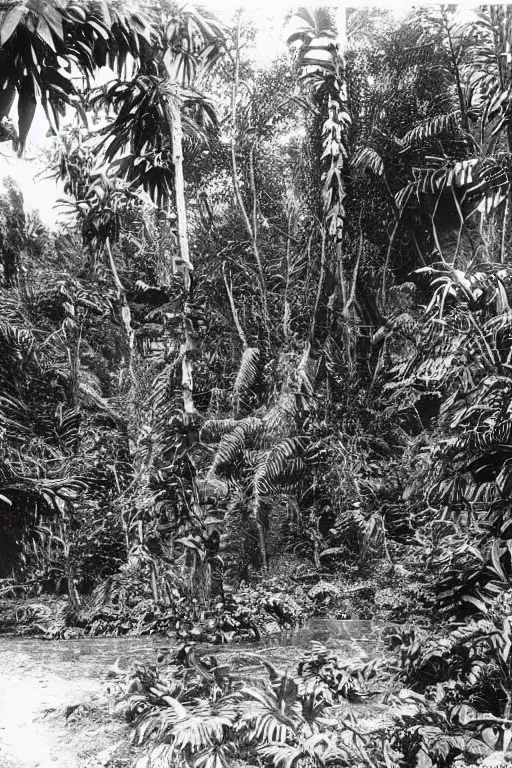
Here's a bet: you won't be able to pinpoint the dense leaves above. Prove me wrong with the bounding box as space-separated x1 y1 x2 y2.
0 0 153 152
4 9 512 768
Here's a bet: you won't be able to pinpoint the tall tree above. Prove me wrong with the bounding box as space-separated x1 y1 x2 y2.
288 7 350 244
87 3 230 592
287 6 358 375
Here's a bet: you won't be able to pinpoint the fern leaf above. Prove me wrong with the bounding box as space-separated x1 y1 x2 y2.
201 416 263 443
233 347 260 411
252 437 305 500
395 182 414 212
209 425 246 476
201 418 240 443
54 405 82 454
263 393 298 437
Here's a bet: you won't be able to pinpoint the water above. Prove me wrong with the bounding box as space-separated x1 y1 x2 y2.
271 618 383 651
1 635 166 680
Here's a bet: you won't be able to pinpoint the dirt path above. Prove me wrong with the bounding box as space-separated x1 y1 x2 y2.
0 637 164 768
0 651 105 768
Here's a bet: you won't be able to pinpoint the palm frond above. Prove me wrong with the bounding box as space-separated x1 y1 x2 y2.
395 157 510 223
252 437 305 499
351 146 384 177
171 706 234 753
201 416 262 444
399 111 461 149
208 425 246 477
263 393 298 437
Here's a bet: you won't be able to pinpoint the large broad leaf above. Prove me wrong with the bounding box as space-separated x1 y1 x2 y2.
0 2 155 151
490 539 508 582
450 704 478 725
0 5 26 46
481 726 501 750
17 75 37 155
397 156 510 223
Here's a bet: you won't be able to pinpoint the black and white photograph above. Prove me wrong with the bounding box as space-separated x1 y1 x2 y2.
0 1 511 766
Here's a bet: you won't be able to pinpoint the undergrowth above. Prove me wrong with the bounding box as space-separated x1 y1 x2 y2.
107 614 512 768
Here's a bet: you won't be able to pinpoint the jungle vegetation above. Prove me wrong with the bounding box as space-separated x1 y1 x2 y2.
3 2 512 765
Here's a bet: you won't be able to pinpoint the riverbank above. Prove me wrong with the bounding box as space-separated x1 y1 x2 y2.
4 612 509 768
0 564 430 768
0 554 424 643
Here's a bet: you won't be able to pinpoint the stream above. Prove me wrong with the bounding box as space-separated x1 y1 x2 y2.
0 620 383 768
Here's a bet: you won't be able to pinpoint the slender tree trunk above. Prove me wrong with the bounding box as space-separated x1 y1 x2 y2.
164 90 212 589
165 96 195 418
309 227 327 344
442 8 469 131
105 238 136 386
63 297 81 407
230 15 270 343
229 15 269 572
59 512 81 615
166 97 193 292
255 512 268 571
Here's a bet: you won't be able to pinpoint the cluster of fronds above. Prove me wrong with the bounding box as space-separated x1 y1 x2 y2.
298 641 387 703
383 264 512 510
109 618 512 768
197 339 322 572
0 219 135 585
112 644 383 768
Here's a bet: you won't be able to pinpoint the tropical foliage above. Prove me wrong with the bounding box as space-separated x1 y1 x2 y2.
4 4 512 765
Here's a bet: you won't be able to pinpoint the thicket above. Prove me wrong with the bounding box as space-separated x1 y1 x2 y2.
2 2 512 764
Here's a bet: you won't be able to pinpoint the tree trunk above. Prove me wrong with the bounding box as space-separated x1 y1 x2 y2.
333 3 357 368
105 238 136 386
165 96 196 420
166 97 193 292
230 15 270 343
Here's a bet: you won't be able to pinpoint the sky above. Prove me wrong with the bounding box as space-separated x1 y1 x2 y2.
0 0 479 227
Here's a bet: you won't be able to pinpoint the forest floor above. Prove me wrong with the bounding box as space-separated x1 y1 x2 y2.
0 609 386 768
